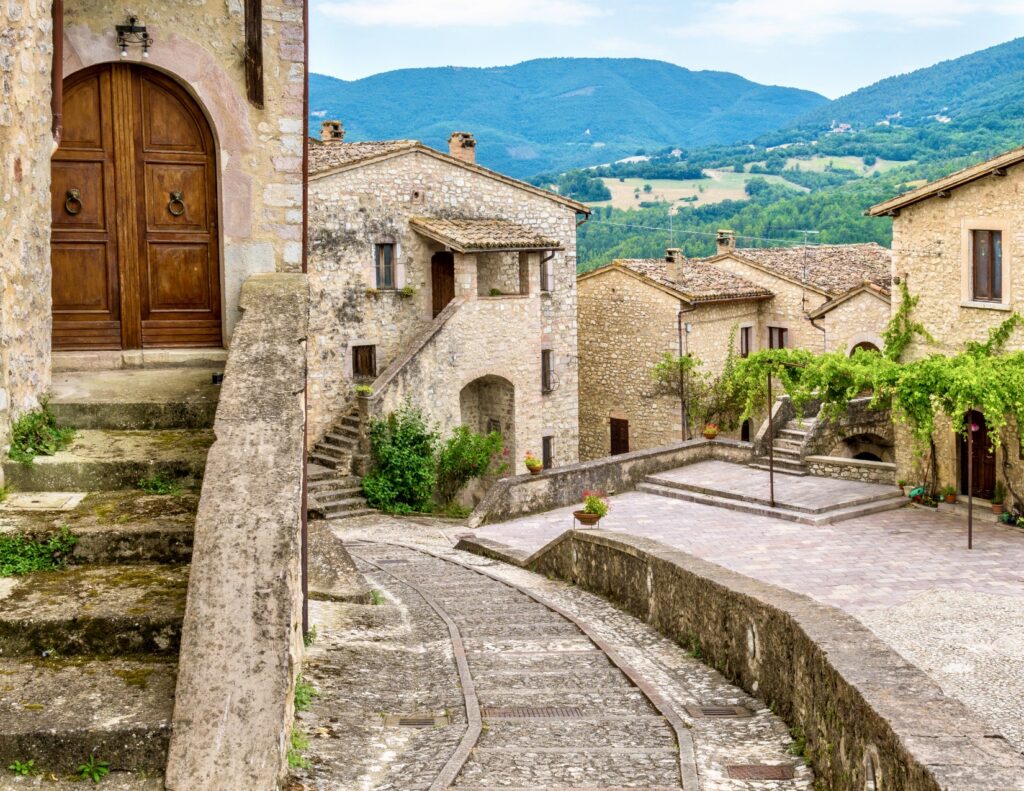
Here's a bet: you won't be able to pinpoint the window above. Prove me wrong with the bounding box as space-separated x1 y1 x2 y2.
610 418 629 455
540 255 554 293
542 436 553 470
972 229 1002 302
541 350 554 393
739 326 752 358
352 345 376 378
374 243 395 289
486 418 501 435
741 419 751 442
768 326 788 349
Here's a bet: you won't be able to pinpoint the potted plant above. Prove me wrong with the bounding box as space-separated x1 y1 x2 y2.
524 451 543 475
702 422 719 440
940 485 957 504
574 490 609 527
992 480 1007 514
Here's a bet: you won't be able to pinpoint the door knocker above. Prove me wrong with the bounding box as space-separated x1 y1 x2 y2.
64 188 83 216
168 191 186 217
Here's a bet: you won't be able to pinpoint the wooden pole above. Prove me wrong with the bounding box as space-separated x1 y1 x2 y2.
967 416 974 550
244 0 264 108
767 370 775 508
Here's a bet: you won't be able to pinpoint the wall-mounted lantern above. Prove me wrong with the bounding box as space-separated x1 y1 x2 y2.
116 16 152 58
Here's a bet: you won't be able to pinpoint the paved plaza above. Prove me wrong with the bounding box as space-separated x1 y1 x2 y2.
475 461 1024 752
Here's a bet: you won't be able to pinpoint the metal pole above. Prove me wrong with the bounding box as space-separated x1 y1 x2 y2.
967 417 974 550
678 310 686 441
767 370 775 508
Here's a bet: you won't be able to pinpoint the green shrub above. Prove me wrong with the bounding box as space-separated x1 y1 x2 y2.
0 527 77 577
362 405 438 513
435 427 507 506
8 403 74 464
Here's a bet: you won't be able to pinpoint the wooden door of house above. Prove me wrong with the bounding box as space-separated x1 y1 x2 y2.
431 252 455 318
960 410 996 499
610 418 629 456
51 63 221 350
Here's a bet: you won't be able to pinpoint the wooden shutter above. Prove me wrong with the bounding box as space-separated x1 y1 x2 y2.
541 350 553 392
972 230 1002 301
542 436 553 469
353 345 376 378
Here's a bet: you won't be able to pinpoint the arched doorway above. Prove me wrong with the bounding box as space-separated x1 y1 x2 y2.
959 410 996 499
460 375 515 467
850 341 880 355
51 63 221 350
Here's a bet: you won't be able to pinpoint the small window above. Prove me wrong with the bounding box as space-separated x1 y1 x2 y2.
739 326 751 358
541 350 554 393
352 344 376 378
768 326 788 349
374 243 395 289
540 256 554 293
542 436 553 469
741 419 751 442
486 418 501 435
610 418 629 455
972 229 1002 302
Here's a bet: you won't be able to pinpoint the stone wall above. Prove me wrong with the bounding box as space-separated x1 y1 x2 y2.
307 149 580 469
0 0 54 461
805 455 897 485
577 266 763 460
166 274 307 790
890 165 1024 489
816 289 889 353
63 0 306 340
459 530 1024 791
803 397 895 461
468 437 751 526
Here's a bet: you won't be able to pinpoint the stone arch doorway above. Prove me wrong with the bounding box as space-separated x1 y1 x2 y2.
460 375 516 465
850 340 880 355
51 63 222 350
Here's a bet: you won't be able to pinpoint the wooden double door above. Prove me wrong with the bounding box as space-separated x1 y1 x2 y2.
51 63 222 350
960 410 996 499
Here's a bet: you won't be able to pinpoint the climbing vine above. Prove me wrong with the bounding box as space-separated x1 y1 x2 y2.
881 279 935 361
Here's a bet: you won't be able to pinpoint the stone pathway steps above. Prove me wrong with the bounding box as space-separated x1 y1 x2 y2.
292 539 812 790
749 418 816 476
0 367 216 788
308 406 372 519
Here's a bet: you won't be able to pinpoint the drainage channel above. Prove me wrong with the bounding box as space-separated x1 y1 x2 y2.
351 542 696 791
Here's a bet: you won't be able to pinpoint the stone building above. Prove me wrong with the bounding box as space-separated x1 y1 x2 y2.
1 0 307 458
869 144 1024 500
577 236 892 460
307 126 588 475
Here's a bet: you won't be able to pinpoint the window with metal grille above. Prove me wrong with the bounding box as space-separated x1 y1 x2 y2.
541 350 554 393
768 326 788 349
972 229 1002 302
739 326 751 358
352 345 376 378
542 436 553 469
375 243 395 289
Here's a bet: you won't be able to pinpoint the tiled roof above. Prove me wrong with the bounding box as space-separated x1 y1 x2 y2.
409 217 563 253
729 243 892 297
616 257 773 303
308 138 419 173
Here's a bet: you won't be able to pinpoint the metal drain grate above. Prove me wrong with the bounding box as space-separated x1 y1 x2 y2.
685 704 753 718
383 714 450 728
481 706 585 719
726 765 795 780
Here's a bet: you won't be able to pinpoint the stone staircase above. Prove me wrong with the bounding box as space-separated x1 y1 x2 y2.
749 417 816 477
307 406 372 520
0 368 217 788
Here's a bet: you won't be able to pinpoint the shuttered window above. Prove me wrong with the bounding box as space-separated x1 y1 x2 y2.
541 350 554 393
768 326 788 350
375 243 395 289
352 345 376 378
740 326 751 358
972 229 1002 302
542 436 554 469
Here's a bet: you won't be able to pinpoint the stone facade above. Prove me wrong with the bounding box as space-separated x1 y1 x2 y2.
1 0 55 458
873 156 1024 494
307 144 584 474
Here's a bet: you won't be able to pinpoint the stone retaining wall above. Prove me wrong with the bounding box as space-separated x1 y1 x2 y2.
805 454 897 485
459 530 1024 791
166 274 308 790
468 438 751 526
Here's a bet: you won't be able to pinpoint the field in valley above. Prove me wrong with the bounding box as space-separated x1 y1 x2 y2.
589 170 807 210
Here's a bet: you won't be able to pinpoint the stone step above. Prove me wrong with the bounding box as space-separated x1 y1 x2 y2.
315 492 366 508
308 452 344 471
0 775 164 790
339 413 360 427
0 656 175 774
2 430 213 492
306 462 335 481
784 419 815 432
637 482 906 525
748 462 808 477
0 564 187 657
769 446 802 460
778 428 808 441
327 425 359 441
320 507 376 520
773 438 803 452
314 442 352 459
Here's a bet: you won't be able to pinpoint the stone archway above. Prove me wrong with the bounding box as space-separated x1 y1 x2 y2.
460 375 516 464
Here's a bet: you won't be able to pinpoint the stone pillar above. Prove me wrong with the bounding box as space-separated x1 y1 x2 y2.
454 252 478 299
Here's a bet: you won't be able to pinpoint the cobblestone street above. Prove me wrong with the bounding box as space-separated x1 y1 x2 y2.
292 523 813 790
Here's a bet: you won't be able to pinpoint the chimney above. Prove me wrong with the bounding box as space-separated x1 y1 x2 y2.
320 120 345 144
665 248 685 283
716 229 736 255
448 131 476 165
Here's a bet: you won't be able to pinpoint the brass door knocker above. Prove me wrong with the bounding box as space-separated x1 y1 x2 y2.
168 191 186 217
64 188 83 216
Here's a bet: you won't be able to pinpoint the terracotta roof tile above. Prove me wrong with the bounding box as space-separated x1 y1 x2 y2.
409 217 562 252
616 257 773 303
731 243 892 296
308 138 419 173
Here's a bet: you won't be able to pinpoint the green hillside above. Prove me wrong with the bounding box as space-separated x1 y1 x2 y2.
309 58 826 177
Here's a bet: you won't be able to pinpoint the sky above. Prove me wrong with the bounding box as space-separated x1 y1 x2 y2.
310 0 1024 99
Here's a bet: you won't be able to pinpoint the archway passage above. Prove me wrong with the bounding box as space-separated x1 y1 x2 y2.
960 410 996 499
460 375 515 468
51 63 222 350
850 341 880 355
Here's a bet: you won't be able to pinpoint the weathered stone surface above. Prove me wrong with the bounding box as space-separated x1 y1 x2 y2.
307 519 372 603
458 530 1024 791
165 274 308 791
468 437 749 526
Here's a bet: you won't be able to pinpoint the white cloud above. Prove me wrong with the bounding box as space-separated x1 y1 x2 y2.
317 0 608 27
675 0 1024 43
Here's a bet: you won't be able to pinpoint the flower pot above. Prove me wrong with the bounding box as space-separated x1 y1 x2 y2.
702 430 718 440
573 510 601 527
527 466 542 476
944 494 956 504
992 502 1005 514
